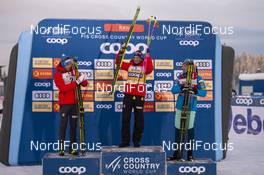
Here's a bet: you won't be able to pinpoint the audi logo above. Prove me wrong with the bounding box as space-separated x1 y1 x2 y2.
58 166 86 175
100 42 148 54
175 62 183 67
235 98 253 106
179 166 206 174
46 38 68 45
179 40 199 47
34 82 51 87
156 72 172 78
78 61 92 67
195 61 211 68
34 93 51 98
94 60 113 69
96 104 112 109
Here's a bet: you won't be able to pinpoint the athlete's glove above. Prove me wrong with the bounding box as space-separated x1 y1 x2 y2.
76 73 88 85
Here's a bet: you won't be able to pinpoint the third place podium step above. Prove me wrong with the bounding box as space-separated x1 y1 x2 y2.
101 146 166 175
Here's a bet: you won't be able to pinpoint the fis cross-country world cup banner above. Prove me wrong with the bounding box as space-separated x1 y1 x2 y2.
9 19 223 164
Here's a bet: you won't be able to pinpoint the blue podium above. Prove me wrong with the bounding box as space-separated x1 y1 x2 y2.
101 146 166 175
42 152 100 175
167 159 216 175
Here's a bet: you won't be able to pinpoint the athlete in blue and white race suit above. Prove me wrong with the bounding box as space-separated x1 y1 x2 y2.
170 59 207 161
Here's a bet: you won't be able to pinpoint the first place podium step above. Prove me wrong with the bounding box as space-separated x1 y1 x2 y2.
101 146 166 175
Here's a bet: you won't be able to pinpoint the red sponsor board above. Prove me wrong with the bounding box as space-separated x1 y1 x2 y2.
104 24 144 32
144 102 155 112
82 91 94 101
32 69 53 79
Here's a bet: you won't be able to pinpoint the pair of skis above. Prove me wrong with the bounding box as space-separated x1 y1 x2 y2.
111 7 159 93
110 6 141 95
73 61 86 155
176 62 196 160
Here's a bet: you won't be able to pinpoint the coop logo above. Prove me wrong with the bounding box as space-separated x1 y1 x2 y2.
235 98 253 106
46 38 68 45
197 103 212 109
34 82 51 88
100 42 148 54
58 166 86 175
96 104 112 109
156 72 172 78
78 61 92 67
179 166 206 174
94 59 114 69
179 40 199 47
32 91 52 101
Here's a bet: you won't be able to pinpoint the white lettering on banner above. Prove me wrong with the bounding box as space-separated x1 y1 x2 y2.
59 166 86 174
100 43 148 54
179 166 206 174
196 103 212 109
96 104 112 109
46 38 68 45
156 72 172 78
78 61 92 67
34 82 51 88
179 40 199 47
235 98 253 106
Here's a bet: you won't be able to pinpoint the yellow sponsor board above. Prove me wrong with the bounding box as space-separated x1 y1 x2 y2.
95 70 114 80
155 59 174 70
204 80 213 90
81 80 94 90
53 91 59 101
32 58 53 68
155 102 175 112
95 91 114 101
32 102 52 112
83 102 94 112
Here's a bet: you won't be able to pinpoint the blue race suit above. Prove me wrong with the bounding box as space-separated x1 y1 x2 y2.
171 72 207 159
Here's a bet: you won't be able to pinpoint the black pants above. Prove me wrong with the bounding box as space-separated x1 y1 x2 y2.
173 128 195 159
121 94 145 145
59 104 78 152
